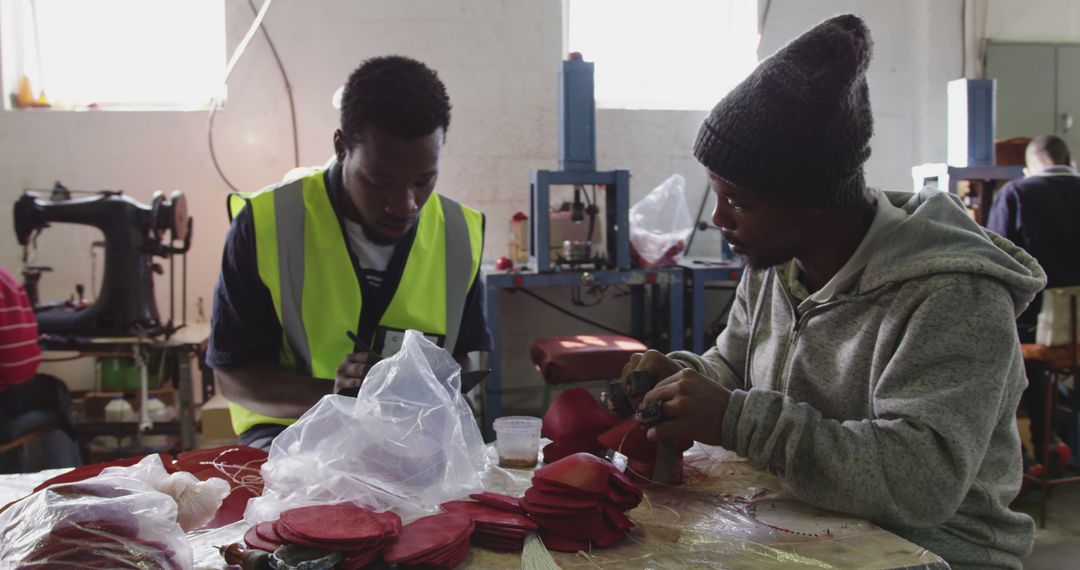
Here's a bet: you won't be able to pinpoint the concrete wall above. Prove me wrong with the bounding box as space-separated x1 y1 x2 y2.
986 0 1080 43
2 0 1077 400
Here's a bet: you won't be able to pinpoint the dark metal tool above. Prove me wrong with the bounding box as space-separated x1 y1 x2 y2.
337 331 380 397
636 400 665 428
624 369 679 485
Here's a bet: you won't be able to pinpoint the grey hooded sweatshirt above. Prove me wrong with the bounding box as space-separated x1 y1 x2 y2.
670 188 1043 569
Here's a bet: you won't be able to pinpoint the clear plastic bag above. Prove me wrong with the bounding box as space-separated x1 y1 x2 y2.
247 330 486 523
0 454 214 569
629 174 694 268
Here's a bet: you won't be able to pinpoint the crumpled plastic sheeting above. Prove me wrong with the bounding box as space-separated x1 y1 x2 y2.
0 455 227 569
246 330 487 524
629 174 695 268
190 520 247 569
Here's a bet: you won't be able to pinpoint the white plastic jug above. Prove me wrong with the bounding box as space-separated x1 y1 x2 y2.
104 397 134 423
145 396 172 422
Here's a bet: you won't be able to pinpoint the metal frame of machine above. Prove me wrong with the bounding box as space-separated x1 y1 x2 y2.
528 54 632 273
528 169 631 272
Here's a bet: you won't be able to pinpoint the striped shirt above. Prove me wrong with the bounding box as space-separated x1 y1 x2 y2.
0 266 41 389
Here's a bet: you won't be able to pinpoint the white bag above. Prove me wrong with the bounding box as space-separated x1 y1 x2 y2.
629 174 695 268
247 330 486 522
1036 286 1080 347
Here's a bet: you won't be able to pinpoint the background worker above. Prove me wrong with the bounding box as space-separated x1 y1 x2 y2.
0 265 81 473
987 134 1080 471
626 14 1040 568
207 56 491 449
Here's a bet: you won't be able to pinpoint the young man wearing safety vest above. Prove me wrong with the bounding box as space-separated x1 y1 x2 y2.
207 56 490 449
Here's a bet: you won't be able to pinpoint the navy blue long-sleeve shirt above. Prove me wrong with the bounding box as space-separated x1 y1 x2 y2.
986 165 1080 331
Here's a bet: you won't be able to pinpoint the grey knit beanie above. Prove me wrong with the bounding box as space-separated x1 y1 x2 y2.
693 14 874 208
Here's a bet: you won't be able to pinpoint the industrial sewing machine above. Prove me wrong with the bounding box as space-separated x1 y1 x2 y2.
13 183 192 338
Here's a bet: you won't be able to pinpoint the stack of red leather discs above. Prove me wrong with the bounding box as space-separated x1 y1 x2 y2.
441 495 538 552
521 452 642 552
245 503 401 568
382 512 474 568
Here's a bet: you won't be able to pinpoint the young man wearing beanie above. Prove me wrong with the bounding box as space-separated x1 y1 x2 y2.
625 14 1040 569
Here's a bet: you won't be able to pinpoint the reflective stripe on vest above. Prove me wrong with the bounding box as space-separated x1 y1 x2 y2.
225 169 483 435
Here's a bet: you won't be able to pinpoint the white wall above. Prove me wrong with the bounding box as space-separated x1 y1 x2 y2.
758 0 965 191
986 0 1080 43
2 0 1078 398
0 0 566 390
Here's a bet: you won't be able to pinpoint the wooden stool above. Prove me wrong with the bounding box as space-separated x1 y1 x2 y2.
1020 287 1080 528
530 334 646 411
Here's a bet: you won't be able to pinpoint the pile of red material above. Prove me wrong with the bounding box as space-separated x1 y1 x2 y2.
541 388 619 462
174 446 268 528
29 454 175 494
441 495 538 551
520 452 642 552
11 482 185 569
246 503 401 568
542 388 692 484
597 418 692 484
383 512 474 569
19 445 269 528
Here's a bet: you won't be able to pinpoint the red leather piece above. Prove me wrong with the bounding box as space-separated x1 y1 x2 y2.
542 387 620 442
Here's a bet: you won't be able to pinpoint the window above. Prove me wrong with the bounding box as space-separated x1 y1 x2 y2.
567 0 759 111
2 0 226 110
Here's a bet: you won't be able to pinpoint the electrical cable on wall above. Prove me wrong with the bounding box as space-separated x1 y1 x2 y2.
208 0 300 193
514 288 647 340
246 0 299 168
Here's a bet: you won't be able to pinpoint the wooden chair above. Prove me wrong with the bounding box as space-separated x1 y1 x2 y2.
0 410 60 473
995 136 1032 167
1020 286 1080 527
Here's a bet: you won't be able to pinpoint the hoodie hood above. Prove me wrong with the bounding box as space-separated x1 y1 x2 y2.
858 188 1046 318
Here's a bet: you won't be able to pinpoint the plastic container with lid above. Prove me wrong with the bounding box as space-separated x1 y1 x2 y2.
493 416 542 469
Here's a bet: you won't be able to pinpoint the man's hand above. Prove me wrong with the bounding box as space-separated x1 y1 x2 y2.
640 368 732 446
334 352 375 394
620 349 682 391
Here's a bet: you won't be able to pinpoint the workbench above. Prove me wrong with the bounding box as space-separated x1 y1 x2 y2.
39 323 210 453
0 444 947 569
482 267 684 439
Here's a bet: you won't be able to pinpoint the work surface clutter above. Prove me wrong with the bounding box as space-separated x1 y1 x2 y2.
0 380 946 570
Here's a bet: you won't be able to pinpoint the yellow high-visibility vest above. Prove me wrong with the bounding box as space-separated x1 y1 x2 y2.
225 168 484 435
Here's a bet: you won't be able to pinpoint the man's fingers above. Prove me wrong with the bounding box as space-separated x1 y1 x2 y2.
343 352 371 366
621 353 643 378
647 416 695 441
641 377 682 406
336 375 363 388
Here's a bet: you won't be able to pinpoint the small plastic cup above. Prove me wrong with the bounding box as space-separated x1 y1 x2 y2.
494 416 542 469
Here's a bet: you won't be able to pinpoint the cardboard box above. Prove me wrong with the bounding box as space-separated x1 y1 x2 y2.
200 392 236 441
